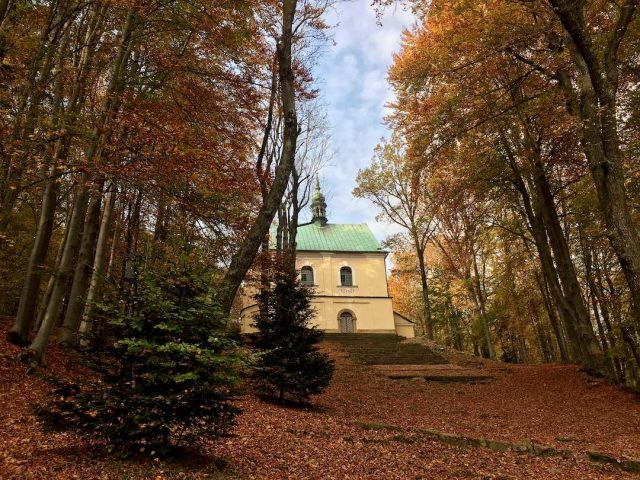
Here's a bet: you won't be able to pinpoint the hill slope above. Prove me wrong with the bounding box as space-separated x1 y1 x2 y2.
1 324 639 479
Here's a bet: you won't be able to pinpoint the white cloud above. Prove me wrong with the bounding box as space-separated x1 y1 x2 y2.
311 1 412 243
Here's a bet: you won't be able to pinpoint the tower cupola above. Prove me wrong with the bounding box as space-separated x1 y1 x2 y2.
311 177 327 226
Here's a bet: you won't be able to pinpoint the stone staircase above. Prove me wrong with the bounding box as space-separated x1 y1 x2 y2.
325 333 500 383
325 333 448 365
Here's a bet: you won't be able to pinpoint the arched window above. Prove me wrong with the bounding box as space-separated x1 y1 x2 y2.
340 266 353 286
300 266 314 286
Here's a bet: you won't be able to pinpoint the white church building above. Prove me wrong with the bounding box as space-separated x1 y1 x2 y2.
239 181 415 338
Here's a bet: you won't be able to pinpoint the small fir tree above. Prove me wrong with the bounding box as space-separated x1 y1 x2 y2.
251 272 334 402
36 266 244 456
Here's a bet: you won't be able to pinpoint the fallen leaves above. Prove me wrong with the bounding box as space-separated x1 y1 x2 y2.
1 324 639 479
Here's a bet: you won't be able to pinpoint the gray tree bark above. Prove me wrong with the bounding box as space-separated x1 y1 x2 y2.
28 185 89 364
0 1 80 235
27 8 138 365
219 0 299 314
58 185 104 346
535 270 569 362
78 184 116 341
530 161 608 375
414 240 433 339
550 0 640 335
8 4 104 344
471 244 494 359
500 132 609 374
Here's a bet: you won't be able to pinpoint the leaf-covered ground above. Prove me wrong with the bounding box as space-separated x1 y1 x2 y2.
1 325 639 479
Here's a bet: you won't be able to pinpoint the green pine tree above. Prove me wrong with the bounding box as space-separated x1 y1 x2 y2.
36 266 244 456
251 272 334 402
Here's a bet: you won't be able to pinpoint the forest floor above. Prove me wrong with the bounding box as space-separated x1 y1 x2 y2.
1 319 639 479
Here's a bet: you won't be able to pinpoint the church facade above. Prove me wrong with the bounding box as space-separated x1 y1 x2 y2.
239 182 415 338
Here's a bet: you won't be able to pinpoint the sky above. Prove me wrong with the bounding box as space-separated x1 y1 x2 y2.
310 1 414 242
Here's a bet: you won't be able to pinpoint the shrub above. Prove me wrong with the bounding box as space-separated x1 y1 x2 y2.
36 268 244 456
251 272 334 402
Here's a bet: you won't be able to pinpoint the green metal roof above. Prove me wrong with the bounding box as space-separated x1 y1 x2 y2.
272 222 384 253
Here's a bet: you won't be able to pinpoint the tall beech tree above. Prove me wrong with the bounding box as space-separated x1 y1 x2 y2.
276 101 329 276
379 0 640 382
8 1 108 345
27 6 140 364
546 0 640 332
219 0 329 314
2 1 279 363
355 133 437 339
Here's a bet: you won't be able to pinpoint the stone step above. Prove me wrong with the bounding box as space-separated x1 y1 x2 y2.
360 359 446 365
325 333 448 365
372 365 495 382
325 334 402 342
346 346 430 352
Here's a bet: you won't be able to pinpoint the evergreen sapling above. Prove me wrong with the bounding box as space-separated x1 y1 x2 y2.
251 272 334 402
36 267 244 456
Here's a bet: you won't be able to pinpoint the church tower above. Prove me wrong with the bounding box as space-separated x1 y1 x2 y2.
311 177 327 226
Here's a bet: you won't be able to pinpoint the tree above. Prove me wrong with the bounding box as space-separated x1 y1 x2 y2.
219 0 331 314
355 133 437 338
251 271 334 402
276 100 330 275
381 0 639 380
218 0 301 314
3 0 270 362
36 266 243 456
546 0 640 333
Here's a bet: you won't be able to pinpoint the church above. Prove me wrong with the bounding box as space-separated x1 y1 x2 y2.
239 181 415 338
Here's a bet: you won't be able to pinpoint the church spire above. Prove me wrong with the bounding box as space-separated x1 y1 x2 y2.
311 177 327 226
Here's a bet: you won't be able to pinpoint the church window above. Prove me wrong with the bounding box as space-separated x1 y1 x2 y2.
340 266 353 286
301 266 314 286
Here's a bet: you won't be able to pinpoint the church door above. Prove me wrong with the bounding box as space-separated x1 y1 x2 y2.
339 312 354 333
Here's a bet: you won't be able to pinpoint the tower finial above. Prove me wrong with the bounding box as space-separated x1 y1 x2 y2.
311 176 327 226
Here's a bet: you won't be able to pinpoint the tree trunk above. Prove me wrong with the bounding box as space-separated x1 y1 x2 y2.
446 296 463 350
7 2 103 343
551 0 640 336
28 185 89 364
535 270 569 362
580 232 626 379
517 332 529 364
599 256 640 371
527 191 580 359
591 251 625 377
219 0 299 314
0 1 79 235
105 206 121 282
58 185 104 346
471 245 494 359
78 184 116 341
121 188 143 290
8 167 58 345
415 241 433 339
151 195 169 262
283 165 302 278
27 8 138 365
0 0 13 30
501 136 580 363
33 202 73 332
533 313 554 362
506 148 607 372
530 161 608 376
